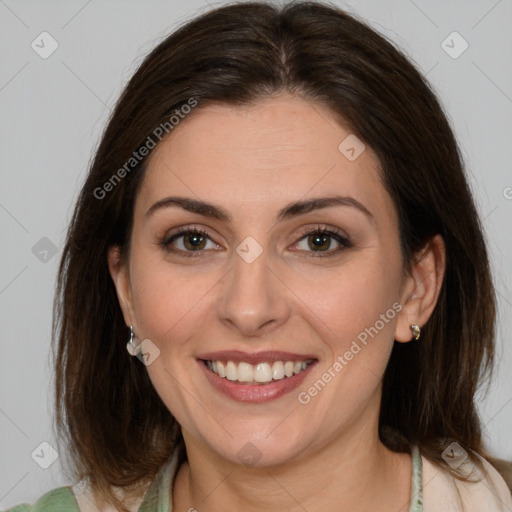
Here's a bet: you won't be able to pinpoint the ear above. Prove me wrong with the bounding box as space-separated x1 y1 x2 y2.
395 234 446 343
107 245 136 329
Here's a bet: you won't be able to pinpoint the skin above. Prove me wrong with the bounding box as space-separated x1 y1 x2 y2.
108 93 445 512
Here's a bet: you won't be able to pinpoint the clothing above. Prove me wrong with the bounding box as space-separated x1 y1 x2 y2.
5 444 511 511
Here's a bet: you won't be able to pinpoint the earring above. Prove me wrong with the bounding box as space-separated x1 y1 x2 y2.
126 325 141 356
410 324 421 340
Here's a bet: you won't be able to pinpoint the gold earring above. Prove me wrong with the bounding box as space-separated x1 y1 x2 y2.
410 324 421 340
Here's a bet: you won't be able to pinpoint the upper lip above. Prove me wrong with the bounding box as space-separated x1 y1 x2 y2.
198 350 318 364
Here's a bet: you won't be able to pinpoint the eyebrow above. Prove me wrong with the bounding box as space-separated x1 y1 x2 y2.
145 195 374 223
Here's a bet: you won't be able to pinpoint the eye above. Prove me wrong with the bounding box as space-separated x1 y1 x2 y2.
160 228 221 256
159 225 352 258
293 226 352 257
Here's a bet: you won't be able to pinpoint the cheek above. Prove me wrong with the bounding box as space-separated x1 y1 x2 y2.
130 255 221 345
291 262 400 423
290 254 401 350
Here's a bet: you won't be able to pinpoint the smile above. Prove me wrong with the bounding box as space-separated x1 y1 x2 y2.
205 359 314 385
197 350 318 402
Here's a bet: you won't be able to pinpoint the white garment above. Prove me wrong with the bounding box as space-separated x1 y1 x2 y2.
422 453 512 511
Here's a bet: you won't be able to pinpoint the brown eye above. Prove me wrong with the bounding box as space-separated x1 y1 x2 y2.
307 233 332 251
161 228 220 256
294 227 352 257
182 232 208 250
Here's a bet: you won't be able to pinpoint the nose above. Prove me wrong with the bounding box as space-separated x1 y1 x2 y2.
216 243 291 338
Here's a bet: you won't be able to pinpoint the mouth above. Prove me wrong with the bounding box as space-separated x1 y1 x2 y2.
197 350 318 403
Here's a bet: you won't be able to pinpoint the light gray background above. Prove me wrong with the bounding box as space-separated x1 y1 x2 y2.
1 0 511 508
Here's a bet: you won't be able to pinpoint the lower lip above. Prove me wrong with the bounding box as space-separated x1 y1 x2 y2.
198 360 317 403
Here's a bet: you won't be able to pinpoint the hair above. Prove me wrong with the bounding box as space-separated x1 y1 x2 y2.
52 1 507 510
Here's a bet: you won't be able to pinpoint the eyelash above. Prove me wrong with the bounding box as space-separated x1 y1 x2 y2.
159 225 353 258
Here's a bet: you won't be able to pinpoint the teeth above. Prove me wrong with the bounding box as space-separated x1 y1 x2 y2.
272 361 285 380
254 363 273 383
206 359 312 383
226 361 237 381
237 362 253 382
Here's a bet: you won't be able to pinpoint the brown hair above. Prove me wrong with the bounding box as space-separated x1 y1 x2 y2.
53 1 505 509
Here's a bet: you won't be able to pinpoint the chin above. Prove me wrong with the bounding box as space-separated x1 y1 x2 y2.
200 426 312 468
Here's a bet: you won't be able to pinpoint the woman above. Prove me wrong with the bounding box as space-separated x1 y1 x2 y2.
7 1 512 511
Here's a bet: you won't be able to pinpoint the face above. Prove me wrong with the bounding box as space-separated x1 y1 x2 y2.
109 94 422 468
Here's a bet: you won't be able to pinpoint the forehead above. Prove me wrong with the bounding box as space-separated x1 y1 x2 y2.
136 94 396 227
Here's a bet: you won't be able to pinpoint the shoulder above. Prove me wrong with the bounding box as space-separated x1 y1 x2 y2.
421 452 512 512
3 486 79 512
